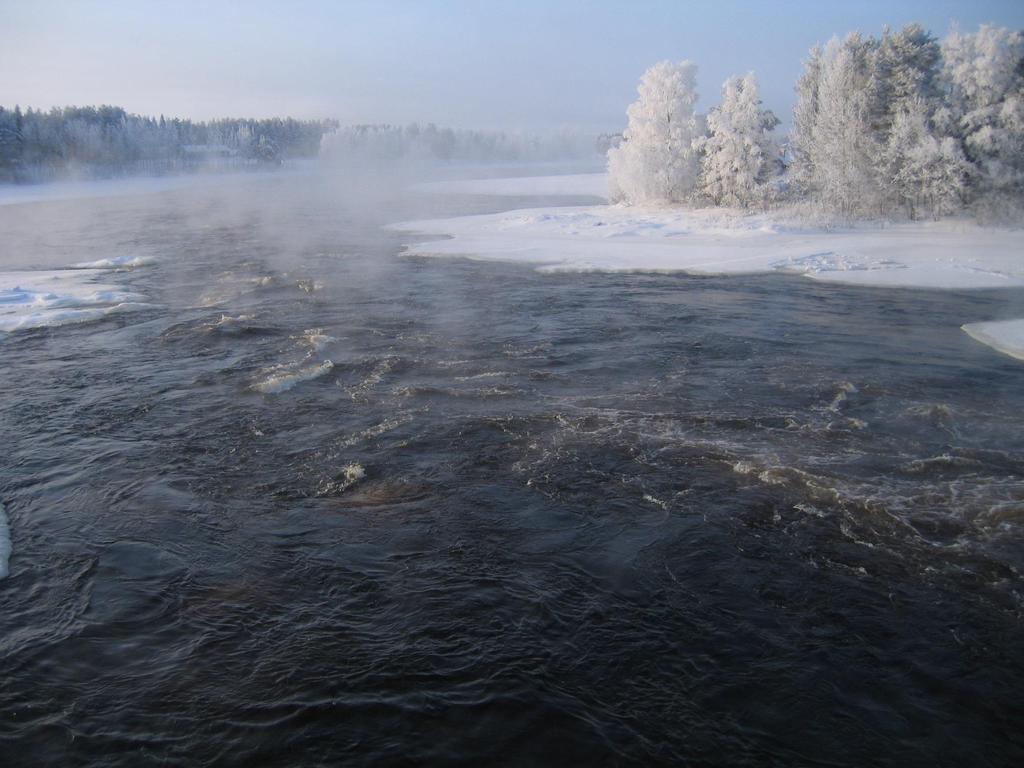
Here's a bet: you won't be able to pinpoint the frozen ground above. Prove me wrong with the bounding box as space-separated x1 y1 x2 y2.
398 172 1024 360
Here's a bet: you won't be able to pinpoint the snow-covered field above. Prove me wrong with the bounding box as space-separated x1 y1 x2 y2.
397 172 1024 360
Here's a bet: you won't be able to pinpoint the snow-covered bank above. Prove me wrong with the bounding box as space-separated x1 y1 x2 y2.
394 172 1024 361
0 268 149 334
962 320 1024 362
393 202 1024 287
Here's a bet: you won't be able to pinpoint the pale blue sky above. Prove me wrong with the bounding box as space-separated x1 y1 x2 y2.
2 0 1022 130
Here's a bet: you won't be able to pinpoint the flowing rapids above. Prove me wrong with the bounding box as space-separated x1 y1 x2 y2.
0 170 1022 766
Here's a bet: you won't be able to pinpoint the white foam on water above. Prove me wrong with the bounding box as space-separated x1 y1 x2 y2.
828 382 858 413
317 463 365 496
252 360 335 394
342 463 365 484
346 356 397 400
0 269 149 334
0 502 10 579
199 273 279 307
298 328 336 354
213 313 256 327
454 371 508 381
69 255 154 269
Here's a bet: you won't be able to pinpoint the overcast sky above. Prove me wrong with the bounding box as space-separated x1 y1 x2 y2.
2 0 1023 131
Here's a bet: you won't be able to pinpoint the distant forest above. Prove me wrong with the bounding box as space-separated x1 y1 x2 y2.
0 105 337 183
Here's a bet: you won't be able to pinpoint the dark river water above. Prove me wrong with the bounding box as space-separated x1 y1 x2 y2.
1 169 1022 766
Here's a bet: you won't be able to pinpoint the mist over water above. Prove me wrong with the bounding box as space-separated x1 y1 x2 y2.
1 167 1023 766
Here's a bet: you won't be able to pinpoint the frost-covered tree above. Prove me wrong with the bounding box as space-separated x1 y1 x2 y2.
882 98 971 218
806 33 882 217
790 45 823 194
607 60 704 204
789 25 976 220
940 25 1024 211
867 24 942 135
699 73 780 207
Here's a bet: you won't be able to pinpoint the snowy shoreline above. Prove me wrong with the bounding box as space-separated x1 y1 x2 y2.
396 172 1024 360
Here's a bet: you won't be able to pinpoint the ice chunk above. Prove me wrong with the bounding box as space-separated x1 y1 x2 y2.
0 269 148 333
962 319 1024 362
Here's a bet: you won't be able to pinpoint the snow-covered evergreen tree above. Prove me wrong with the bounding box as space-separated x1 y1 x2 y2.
607 60 704 204
699 73 780 207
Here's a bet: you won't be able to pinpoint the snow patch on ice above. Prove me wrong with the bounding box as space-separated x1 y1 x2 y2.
961 319 1024 362
0 269 149 334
